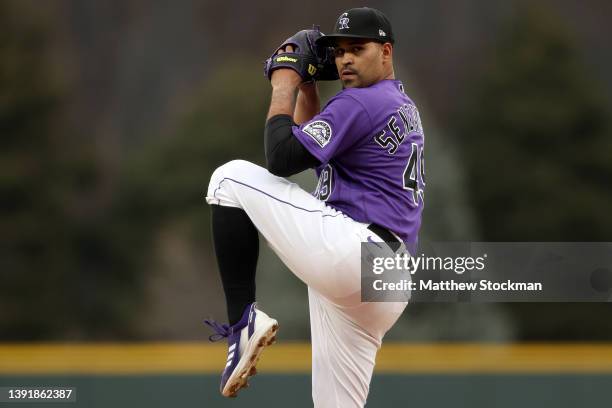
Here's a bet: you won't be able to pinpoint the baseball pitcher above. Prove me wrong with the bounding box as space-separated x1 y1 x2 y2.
204 7 425 407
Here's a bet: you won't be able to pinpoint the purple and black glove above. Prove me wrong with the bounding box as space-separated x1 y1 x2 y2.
264 25 339 83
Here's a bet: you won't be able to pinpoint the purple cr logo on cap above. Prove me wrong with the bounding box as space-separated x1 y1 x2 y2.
338 12 350 30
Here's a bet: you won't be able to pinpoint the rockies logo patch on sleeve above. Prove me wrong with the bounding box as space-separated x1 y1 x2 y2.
303 120 332 148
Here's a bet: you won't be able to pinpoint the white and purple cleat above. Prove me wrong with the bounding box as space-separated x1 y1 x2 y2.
204 302 279 397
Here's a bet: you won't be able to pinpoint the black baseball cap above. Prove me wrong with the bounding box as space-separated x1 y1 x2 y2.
316 7 395 47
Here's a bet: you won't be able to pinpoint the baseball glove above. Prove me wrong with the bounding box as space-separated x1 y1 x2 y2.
264 25 339 83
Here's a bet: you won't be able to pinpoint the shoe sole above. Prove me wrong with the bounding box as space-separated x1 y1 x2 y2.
222 320 279 398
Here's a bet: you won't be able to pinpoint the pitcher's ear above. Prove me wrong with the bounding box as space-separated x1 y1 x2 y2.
382 42 393 58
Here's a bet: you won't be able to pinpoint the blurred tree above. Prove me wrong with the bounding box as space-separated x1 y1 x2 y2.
457 5 612 340
458 5 612 241
0 1 144 340
116 61 269 243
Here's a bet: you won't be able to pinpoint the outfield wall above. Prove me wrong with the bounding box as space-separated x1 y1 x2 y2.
1 343 611 407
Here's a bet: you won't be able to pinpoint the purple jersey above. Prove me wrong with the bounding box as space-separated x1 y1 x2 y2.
292 79 425 250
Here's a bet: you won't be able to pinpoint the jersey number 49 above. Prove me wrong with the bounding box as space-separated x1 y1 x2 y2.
314 164 333 201
403 143 425 206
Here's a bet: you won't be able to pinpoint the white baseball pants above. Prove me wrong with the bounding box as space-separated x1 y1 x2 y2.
206 160 407 408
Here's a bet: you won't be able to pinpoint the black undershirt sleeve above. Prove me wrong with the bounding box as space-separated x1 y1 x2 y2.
264 114 320 177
